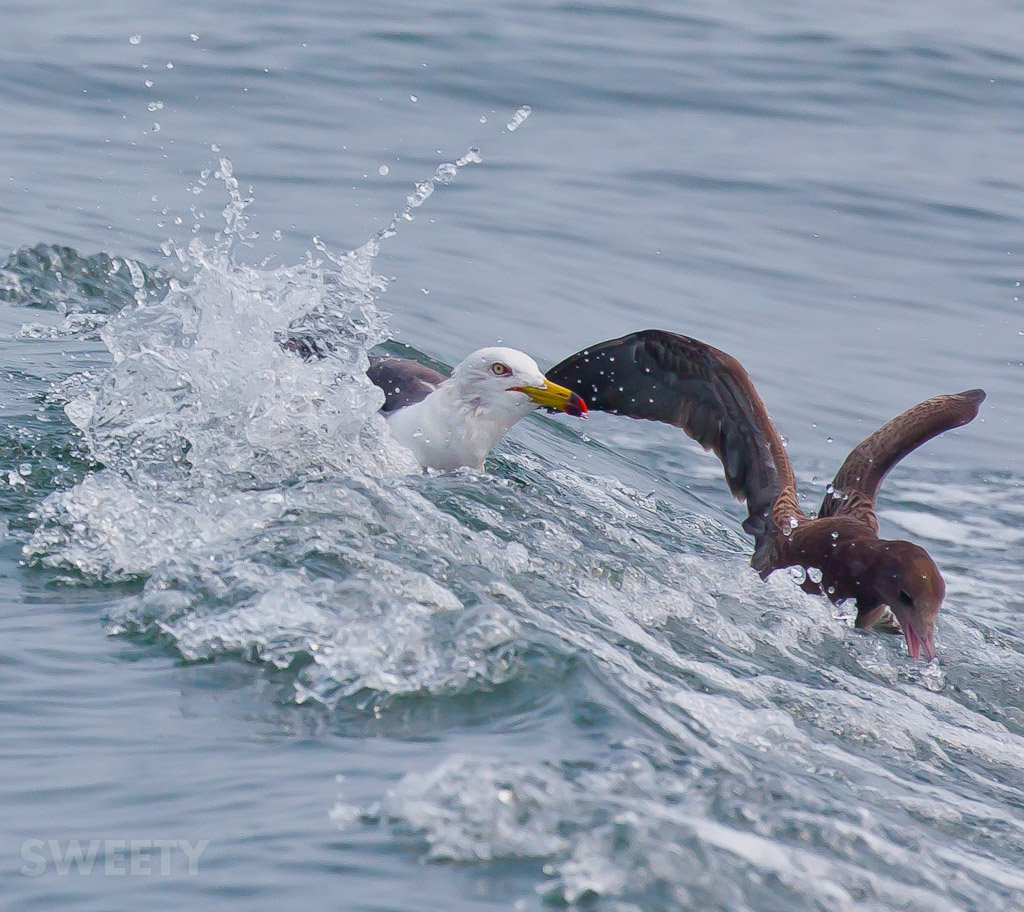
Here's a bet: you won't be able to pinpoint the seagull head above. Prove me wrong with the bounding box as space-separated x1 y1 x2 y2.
450 347 587 420
383 346 586 472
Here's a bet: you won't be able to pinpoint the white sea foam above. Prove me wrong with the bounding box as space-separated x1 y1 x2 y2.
349 743 1019 910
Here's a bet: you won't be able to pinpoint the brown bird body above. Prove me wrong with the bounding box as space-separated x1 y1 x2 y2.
548 330 985 660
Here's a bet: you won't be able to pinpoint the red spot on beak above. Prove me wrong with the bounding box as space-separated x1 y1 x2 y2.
565 393 588 417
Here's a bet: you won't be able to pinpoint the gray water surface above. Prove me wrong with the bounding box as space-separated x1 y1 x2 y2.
2 2 1024 910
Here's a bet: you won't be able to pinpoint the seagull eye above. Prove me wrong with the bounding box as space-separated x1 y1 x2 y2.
897 589 914 608
490 362 511 376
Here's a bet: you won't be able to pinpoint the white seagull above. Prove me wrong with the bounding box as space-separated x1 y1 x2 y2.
367 346 587 470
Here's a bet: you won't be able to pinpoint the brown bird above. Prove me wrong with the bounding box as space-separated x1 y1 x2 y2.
548 330 985 660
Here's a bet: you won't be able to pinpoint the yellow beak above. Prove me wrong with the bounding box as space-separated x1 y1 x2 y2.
513 378 588 417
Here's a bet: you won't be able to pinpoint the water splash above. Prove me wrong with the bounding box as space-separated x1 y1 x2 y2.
506 105 532 131
28 156 414 543
349 146 483 261
0 243 171 319
22 150 541 705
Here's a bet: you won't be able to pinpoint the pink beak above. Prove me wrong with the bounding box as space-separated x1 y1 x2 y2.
904 623 936 661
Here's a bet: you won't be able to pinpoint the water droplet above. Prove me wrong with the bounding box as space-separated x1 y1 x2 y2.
405 179 434 208
272 229 282 241
479 116 487 123
378 165 389 176
506 105 532 131
420 288 429 295
144 79 154 88
825 483 834 494
166 61 174 69
18 463 32 476
147 101 164 112
409 94 418 102
830 531 839 540
190 33 199 41
826 436 834 444
151 123 161 133
807 567 823 584
434 162 458 184
129 34 142 45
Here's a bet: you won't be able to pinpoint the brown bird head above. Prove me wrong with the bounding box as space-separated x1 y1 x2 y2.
870 540 945 660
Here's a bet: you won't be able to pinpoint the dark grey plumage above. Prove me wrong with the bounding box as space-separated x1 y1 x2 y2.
366 357 448 413
279 331 450 414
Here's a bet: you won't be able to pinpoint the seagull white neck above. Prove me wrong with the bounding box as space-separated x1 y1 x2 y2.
385 378 532 471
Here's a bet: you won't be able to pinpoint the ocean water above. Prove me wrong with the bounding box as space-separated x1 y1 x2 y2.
3 2 1024 910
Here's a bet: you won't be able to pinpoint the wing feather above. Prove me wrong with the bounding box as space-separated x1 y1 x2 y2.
548 329 795 533
366 357 447 413
819 389 985 521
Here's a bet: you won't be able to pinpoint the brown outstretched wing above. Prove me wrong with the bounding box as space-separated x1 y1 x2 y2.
547 330 796 535
366 357 447 413
819 389 986 527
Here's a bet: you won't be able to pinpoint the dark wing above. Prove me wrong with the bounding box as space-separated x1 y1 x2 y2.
366 356 447 413
819 389 986 524
547 329 796 535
